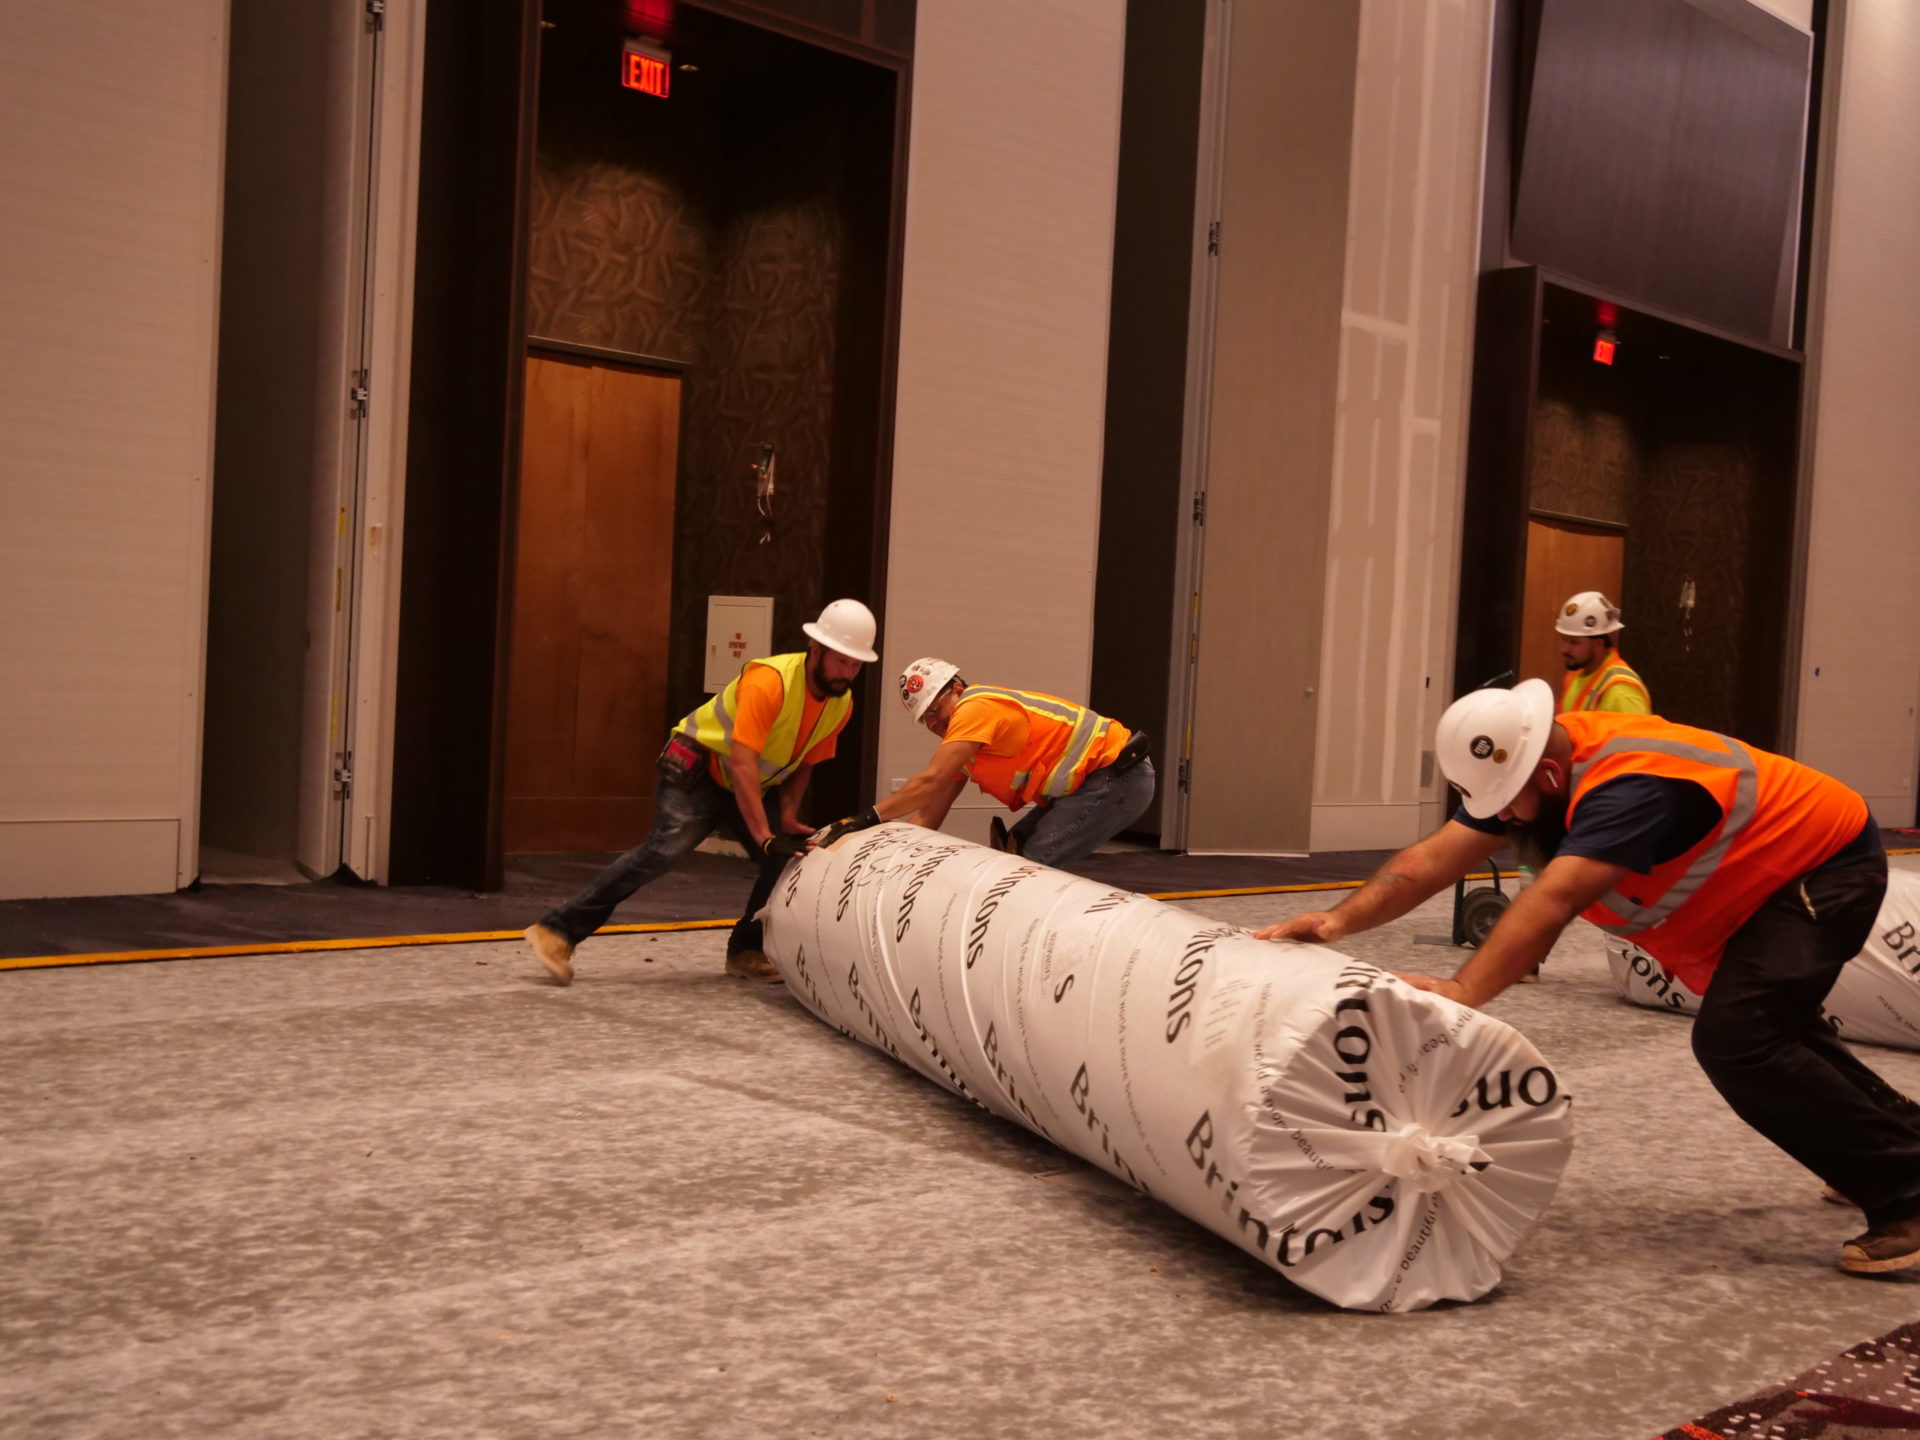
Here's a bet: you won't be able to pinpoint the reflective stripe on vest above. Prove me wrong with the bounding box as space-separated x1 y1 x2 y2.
1562 655 1648 713
959 686 1112 804
1570 731 1759 935
675 653 849 792
1559 711 1869 990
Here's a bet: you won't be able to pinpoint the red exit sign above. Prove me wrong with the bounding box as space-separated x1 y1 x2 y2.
622 44 670 98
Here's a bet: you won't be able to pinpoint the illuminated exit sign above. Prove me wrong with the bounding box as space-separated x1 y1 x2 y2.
622 40 670 98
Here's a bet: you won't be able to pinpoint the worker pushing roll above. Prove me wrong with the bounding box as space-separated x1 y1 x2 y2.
523 599 879 985
1255 679 1920 1276
1556 590 1650 713
809 658 1154 861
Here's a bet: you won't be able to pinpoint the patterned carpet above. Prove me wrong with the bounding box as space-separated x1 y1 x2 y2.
1658 1321 1920 1438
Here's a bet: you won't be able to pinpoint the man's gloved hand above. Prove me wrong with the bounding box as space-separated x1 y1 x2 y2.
810 806 882 851
760 834 808 863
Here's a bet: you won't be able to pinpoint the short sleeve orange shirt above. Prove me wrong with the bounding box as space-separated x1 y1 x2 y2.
708 663 847 784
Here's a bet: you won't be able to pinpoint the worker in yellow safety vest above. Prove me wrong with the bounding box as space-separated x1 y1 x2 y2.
523 599 879 986
809 658 1155 864
1556 590 1650 713
1255 679 1920 1277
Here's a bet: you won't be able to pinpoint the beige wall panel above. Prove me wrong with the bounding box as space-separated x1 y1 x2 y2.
1181 0 1358 854
1797 0 1920 823
1311 0 1490 853
880 0 1125 843
0 2 227 891
0 820 178 902
1749 0 1815 32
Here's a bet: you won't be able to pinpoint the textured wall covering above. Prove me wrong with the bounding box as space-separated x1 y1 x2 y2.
1530 337 1796 748
1309 0 1492 851
527 40 858 728
1796 0 1920 822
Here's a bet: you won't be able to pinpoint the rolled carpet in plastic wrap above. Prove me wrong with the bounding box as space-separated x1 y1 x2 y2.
1608 867 1920 1051
763 823 1573 1313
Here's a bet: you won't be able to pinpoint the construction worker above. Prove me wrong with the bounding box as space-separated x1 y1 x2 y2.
523 599 879 985
810 658 1154 863
1556 589 1650 713
1255 680 1920 1276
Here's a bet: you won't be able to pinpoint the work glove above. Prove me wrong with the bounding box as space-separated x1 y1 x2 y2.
812 806 882 850
760 834 808 863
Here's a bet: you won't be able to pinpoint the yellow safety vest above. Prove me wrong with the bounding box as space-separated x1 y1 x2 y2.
1561 652 1650 714
676 653 850 792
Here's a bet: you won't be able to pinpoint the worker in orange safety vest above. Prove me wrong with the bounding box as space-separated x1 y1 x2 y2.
809 657 1154 864
1255 679 1920 1277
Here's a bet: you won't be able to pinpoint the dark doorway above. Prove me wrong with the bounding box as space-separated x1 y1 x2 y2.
1457 269 1801 748
392 0 909 887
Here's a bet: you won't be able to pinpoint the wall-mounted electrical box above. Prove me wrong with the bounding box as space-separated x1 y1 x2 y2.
704 595 774 692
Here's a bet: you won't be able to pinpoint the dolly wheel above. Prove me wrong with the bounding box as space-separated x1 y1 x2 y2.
1459 887 1511 947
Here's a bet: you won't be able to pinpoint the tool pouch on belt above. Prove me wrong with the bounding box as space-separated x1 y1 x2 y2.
655 733 705 783
1110 730 1152 773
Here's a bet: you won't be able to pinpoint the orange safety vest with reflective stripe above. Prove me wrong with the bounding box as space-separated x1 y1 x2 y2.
955 686 1128 811
675 653 850 793
1561 711 1869 993
1561 652 1650 714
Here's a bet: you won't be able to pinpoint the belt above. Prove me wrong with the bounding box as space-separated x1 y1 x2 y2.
1107 730 1151 773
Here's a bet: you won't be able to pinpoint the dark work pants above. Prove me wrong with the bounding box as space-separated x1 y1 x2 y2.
539 771 784 956
1691 845 1920 1226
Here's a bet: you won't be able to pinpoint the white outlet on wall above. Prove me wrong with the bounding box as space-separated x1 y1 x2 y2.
890 777 906 792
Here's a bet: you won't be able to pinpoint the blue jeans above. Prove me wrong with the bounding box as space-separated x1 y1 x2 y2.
1010 758 1156 866
539 772 781 955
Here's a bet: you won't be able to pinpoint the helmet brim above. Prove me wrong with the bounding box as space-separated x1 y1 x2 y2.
1456 678 1557 819
803 622 878 663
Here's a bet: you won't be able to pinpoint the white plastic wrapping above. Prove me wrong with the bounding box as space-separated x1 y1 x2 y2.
1606 868 1920 1051
764 824 1573 1312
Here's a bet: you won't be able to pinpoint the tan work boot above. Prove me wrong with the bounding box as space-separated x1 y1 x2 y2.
1821 1184 1856 1207
524 923 575 985
724 949 783 983
1840 1214 1920 1274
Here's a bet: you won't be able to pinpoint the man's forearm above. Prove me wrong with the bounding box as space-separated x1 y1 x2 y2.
1330 852 1452 932
908 774 967 830
1446 882 1575 1006
880 769 958 821
780 765 814 829
1329 870 1426 932
728 749 774 844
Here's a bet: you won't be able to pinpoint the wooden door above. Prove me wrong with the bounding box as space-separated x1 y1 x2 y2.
505 353 679 852
1520 515 1625 691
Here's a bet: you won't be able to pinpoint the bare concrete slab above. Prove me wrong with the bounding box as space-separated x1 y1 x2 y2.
5 874 1919 1440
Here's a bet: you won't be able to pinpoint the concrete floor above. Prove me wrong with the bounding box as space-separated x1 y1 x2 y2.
7 867 1920 1439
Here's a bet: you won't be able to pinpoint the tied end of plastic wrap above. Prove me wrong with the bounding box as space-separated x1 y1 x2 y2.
1376 1122 1491 1196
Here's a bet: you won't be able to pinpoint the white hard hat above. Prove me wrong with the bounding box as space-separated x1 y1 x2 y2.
898 657 960 720
1555 590 1624 637
802 598 879 662
1435 679 1557 819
